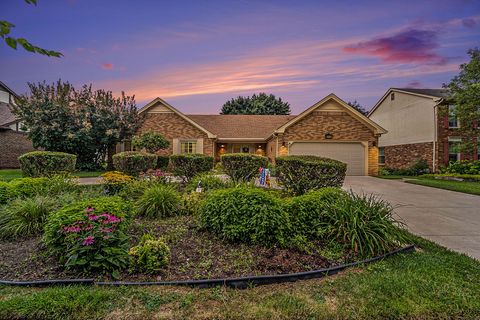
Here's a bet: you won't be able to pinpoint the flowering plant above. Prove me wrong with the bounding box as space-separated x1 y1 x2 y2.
139 169 168 184
101 171 133 194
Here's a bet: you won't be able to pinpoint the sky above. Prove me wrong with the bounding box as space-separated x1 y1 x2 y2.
1 0 479 114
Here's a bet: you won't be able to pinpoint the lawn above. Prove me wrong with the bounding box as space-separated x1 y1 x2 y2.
0 236 479 320
0 169 103 181
405 177 480 196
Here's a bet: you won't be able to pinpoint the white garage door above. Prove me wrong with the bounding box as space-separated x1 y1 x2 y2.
289 142 366 175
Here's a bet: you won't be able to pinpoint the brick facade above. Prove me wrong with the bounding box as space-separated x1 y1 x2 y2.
383 142 433 169
0 129 36 168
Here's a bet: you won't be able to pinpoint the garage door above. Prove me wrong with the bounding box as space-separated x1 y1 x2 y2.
289 142 366 175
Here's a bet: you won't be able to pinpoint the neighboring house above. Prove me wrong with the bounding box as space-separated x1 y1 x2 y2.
0 81 35 168
121 93 386 176
368 88 479 172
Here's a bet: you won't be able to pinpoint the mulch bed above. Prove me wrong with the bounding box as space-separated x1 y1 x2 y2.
0 216 347 282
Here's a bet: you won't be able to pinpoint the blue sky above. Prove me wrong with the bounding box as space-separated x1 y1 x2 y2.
1 0 479 113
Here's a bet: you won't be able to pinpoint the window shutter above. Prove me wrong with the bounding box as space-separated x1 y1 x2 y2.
196 139 204 154
172 139 180 154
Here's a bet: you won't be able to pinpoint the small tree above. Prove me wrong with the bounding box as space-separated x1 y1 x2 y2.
347 100 368 115
220 93 291 115
444 48 480 155
132 131 169 153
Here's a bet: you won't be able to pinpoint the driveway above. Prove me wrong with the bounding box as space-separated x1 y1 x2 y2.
343 176 480 260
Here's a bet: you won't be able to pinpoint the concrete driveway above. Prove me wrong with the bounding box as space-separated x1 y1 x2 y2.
343 176 480 260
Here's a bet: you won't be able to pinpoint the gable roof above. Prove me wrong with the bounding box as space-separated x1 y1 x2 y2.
275 93 387 135
368 88 449 117
187 114 295 140
0 81 19 99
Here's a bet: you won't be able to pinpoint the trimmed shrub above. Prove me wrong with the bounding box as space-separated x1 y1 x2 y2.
185 173 228 193
156 156 170 170
18 151 76 177
169 154 214 182
276 155 347 195
132 131 170 153
101 171 133 194
199 187 290 246
221 153 268 183
113 151 157 176
129 234 170 273
441 160 480 175
0 196 56 239
136 184 181 218
44 196 130 274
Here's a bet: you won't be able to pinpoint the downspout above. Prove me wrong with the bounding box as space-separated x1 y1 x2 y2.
433 98 443 173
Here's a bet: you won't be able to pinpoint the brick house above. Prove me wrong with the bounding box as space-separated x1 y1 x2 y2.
0 81 35 168
368 88 479 172
122 93 386 176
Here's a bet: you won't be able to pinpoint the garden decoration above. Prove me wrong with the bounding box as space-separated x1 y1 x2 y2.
196 180 203 193
258 167 271 188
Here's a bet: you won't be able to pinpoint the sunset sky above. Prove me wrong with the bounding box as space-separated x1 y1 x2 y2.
1 0 479 113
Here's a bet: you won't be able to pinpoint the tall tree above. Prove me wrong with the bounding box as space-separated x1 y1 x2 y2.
220 93 291 115
1 0 62 57
12 80 143 170
444 48 480 155
347 100 368 115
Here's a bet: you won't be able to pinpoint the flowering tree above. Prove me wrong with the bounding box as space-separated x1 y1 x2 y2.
12 80 143 170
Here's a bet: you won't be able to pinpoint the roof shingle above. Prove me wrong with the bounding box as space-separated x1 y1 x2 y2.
0 102 17 127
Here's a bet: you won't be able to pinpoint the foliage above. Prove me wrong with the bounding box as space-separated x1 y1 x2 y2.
0 196 56 239
136 184 181 218
1 1 62 57
421 173 480 182
443 48 480 155
221 153 269 183
18 151 76 177
129 234 170 273
101 171 133 194
220 93 291 115
112 151 157 176
276 155 347 195
11 80 143 170
43 197 130 274
347 100 368 115
132 131 170 153
117 179 156 201
139 169 168 184
185 173 227 193
199 187 290 246
180 192 204 215
381 158 430 176
169 154 214 182
156 156 170 170
440 160 480 175
323 192 407 257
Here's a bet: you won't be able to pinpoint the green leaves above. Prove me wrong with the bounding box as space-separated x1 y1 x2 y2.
220 93 291 115
132 131 170 153
221 154 268 183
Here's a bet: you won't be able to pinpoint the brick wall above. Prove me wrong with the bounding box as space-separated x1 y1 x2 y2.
383 142 433 170
138 112 214 156
0 129 36 168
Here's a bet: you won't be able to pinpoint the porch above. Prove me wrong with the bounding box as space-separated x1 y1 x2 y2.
215 142 266 161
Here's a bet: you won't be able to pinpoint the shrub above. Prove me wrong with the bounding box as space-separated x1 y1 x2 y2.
132 131 170 153
284 188 347 240
129 234 170 273
221 153 268 183
441 160 480 175
185 173 227 193
169 154 213 182
0 196 56 239
18 151 76 177
276 155 347 195
117 179 155 201
113 151 157 176
156 156 170 170
381 158 430 176
323 192 407 257
44 196 130 274
181 191 203 215
101 171 133 194
0 181 9 204
139 169 168 184
199 187 290 246
136 184 181 218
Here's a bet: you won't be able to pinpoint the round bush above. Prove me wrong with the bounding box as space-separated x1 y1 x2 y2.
18 151 76 177
129 234 170 273
136 184 181 218
221 153 269 183
113 151 157 176
276 155 347 195
101 171 133 194
199 187 290 246
156 155 170 170
185 173 228 193
169 154 214 182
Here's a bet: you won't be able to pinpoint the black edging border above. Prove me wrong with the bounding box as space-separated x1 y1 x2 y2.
0 245 415 289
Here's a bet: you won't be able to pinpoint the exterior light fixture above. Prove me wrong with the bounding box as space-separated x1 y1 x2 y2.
324 132 333 139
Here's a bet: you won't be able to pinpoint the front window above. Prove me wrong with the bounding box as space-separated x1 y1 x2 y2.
180 141 197 154
448 138 461 162
378 147 385 165
448 105 459 128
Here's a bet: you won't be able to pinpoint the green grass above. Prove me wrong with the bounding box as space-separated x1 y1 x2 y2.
0 169 103 181
377 175 408 180
1 236 479 319
406 178 480 196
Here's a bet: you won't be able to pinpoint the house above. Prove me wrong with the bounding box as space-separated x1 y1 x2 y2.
0 81 35 168
125 93 386 176
368 88 479 172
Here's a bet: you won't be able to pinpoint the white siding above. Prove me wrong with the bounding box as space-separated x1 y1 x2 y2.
0 90 9 103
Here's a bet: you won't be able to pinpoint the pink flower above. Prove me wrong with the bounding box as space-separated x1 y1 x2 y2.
63 225 81 233
100 227 113 233
86 213 99 221
82 235 95 246
85 207 94 213
103 235 110 240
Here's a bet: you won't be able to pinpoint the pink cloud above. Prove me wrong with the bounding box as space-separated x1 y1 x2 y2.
101 63 113 70
343 29 448 65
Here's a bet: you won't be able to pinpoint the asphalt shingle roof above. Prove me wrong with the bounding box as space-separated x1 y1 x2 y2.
0 102 17 127
394 88 450 98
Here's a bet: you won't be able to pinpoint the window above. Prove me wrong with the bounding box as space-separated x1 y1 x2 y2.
180 141 197 154
378 147 385 165
448 105 459 128
448 137 461 162
390 93 395 101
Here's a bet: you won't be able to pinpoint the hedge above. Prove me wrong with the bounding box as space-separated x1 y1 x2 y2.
276 155 347 195
18 151 76 177
156 155 170 170
169 154 214 182
221 153 269 183
112 151 157 176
